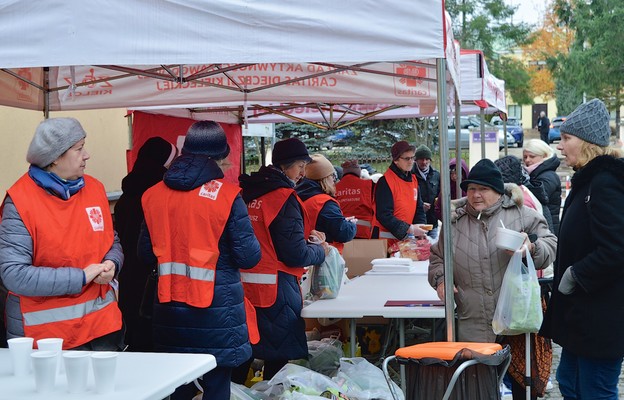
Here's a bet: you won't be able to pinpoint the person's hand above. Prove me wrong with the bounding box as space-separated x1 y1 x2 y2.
309 229 326 244
558 267 577 295
409 224 427 238
345 216 358 224
94 260 116 285
320 241 331 256
423 202 431 212
504 232 534 257
435 281 458 302
84 263 105 284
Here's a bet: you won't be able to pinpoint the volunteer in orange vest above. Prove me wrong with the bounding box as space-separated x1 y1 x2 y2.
335 159 375 239
297 154 356 253
139 121 261 400
0 118 124 351
371 140 428 246
235 138 327 382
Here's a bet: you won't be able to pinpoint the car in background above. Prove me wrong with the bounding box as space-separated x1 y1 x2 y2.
327 129 354 146
548 116 567 143
448 116 515 150
491 116 524 147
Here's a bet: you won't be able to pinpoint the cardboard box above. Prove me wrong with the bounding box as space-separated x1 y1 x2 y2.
342 239 387 278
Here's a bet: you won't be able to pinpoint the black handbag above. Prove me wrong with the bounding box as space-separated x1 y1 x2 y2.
139 269 158 319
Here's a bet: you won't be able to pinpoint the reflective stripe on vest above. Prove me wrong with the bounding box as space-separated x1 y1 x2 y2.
240 272 277 285
23 289 116 327
159 262 216 282
356 220 372 227
379 231 398 239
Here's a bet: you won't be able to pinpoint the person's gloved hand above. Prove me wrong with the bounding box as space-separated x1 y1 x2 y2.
558 267 577 295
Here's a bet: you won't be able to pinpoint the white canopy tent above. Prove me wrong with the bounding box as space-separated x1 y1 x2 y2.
0 0 460 340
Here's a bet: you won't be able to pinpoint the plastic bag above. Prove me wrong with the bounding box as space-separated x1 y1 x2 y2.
395 236 430 261
308 338 344 376
333 357 404 400
309 246 345 300
492 247 543 335
252 363 346 399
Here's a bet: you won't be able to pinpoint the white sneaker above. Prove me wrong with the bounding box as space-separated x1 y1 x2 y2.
546 378 554 391
500 383 513 399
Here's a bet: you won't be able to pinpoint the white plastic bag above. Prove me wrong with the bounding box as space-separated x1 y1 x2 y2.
333 357 404 400
492 246 543 335
309 246 345 300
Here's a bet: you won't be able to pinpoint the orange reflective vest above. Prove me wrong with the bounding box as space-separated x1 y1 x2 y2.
302 193 345 253
142 179 238 308
372 170 419 244
241 188 309 308
335 174 374 239
7 174 121 349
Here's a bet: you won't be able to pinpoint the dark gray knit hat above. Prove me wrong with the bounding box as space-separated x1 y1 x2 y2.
182 121 230 159
415 144 433 160
560 98 610 146
27 118 87 168
272 138 312 166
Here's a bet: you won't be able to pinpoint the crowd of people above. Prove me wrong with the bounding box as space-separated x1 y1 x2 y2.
0 97 622 399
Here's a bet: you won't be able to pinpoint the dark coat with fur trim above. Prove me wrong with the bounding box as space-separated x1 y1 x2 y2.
540 155 624 359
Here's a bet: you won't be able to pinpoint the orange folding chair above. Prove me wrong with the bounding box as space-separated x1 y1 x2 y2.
382 342 511 400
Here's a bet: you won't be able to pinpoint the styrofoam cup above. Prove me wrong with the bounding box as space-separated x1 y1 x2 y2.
91 352 118 394
31 350 58 392
63 351 91 394
7 337 34 376
495 227 525 251
37 338 64 375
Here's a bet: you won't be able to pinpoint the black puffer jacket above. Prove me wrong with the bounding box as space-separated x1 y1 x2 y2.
138 154 261 367
239 166 325 360
540 155 624 358
529 156 562 235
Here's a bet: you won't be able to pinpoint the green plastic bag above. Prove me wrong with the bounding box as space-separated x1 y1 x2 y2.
492 246 542 335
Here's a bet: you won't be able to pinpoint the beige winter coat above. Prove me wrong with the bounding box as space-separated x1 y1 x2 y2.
429 183 557 342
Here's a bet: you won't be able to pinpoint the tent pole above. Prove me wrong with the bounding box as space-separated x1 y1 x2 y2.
480 108 485 158
454 94 462 197
437 58 455 342
43 67 50 119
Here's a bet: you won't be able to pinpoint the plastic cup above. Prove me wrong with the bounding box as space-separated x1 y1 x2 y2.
495 227 526 251
91 352 118 394
63 351 91 394
7 337 34 376
31 350 58 392
37 338 64 375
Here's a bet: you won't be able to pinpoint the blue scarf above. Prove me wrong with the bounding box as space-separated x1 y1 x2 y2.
28 165 85 200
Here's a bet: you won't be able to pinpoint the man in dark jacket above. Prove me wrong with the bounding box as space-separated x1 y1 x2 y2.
139 121 261 400
536 111 550 143
412 144 440 238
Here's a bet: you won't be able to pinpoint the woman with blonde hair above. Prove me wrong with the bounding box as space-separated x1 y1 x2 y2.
523 138 561 234
297 154 357 253
540 99 624 399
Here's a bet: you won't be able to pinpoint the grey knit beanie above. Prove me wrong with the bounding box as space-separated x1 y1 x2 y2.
181 120 230 160
560 98 610 146
26 118 87 168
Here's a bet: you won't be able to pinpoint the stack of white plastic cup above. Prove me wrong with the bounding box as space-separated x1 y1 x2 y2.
7 337 34 377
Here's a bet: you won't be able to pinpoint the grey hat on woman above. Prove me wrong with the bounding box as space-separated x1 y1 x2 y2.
26 118 87 168
560 98 611 147
182 121 230 160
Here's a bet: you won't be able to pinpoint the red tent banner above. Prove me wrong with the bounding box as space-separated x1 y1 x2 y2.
129 111 242 184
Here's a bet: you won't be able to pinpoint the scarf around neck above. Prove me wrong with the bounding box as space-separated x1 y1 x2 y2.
28 165 85 200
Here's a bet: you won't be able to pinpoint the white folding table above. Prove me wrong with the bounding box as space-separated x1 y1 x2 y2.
0 349 216 400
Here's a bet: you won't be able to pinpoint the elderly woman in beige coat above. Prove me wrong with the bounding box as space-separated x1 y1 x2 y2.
429 159 556 342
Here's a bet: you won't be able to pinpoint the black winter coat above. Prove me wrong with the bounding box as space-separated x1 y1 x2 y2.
540 155 624 359
239 166 325 360
296 178 357 244
411 166 441 227
529 156 561 235
138 154 261 367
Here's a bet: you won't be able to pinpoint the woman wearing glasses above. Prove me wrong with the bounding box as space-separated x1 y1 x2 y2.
371 141 428 246
296 154 357 254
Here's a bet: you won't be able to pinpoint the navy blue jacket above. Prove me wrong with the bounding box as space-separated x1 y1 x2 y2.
138 154 261 367
373 163 426 239
239 166 325 360
540 155 624 358
411 166 441 227
296 178 356 244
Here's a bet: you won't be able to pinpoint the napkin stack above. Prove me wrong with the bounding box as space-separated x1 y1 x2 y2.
367 258 428 275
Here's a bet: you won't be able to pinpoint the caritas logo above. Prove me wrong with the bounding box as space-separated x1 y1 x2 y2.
85 207 105 231
199 180 223 200
395 65 426 87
